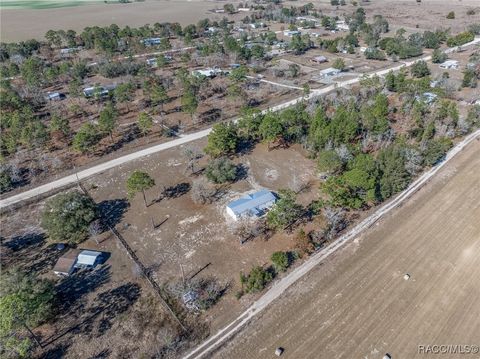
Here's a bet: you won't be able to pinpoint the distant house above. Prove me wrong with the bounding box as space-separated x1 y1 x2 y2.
283 30 301 37
439 60 459 69
336 21 350 31
83 84 117 98
60 47 82 55
75 250 103 269
249 23 265 29
312 56 328 64
320 67 341 78
146 55 172 67
191 68 222 78
141 37 162 46
416 92 438 104
226 189 276 220
53 250 79 276
46 92 65 101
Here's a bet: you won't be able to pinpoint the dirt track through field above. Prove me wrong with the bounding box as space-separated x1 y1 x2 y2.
209 139 480 359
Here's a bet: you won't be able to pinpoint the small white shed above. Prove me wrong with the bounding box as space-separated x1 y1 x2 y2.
75 250 102 268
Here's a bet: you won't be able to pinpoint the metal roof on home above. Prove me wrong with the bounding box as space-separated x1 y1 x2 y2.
76 250 102 266
227 189 276 217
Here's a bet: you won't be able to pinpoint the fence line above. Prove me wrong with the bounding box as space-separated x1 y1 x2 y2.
77 182 186 331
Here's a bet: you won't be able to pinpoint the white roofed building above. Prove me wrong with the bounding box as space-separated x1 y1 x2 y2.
226 189 276 221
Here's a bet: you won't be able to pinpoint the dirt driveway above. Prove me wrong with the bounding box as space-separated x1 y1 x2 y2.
212 139 480 359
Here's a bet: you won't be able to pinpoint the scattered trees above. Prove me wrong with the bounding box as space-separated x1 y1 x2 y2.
0 269 54 358
98 103 118 141
446 31 474 47
41 190 97 244
126 170 155 206
137 112 154 135
191 177 217 204
432 49 447 63
411 60 430 78
240 266 273 293
72 123 100 153
204 123 239 158
271 251 289 272
266 190 303 230
205 157 237 183
332 58 346 71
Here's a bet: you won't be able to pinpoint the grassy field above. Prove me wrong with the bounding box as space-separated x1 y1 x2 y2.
0 0 225 42
0 0 97 9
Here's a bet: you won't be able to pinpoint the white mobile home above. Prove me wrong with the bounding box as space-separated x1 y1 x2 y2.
226 189 276 221
439 60 459 70
320 67 341 78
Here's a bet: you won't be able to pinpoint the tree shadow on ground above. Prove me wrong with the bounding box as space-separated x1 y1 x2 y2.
55 265 112 317
236 138 255 156
162 182 191 199
235 164 249 182
0 232 64 274
89 282 141 336
87 349 111 359
97 198 130 228
96 127 140 157
39 342 70 359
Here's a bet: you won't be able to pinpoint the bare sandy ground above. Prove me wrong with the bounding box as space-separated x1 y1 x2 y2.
212 138 480 359
0 0 238 42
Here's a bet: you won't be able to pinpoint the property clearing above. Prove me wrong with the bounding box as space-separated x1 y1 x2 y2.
209 136 480 359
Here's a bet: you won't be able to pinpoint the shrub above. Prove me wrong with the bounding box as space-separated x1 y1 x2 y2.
191 178 217 204
41 190 97 244
295 229 315 255
332 58 346 71
317 150 343 174
432 49 447 64
266 190 303 230
411 60 430 78
240 266 273 293
0 166 13 194
422 138 452 166
271 251 289 272
446 11 455 19
205 157 237 184
446 32 474 47
365 47 386 60
204 123 239 158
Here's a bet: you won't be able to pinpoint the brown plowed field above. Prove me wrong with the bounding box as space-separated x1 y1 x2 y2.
213 139 480 359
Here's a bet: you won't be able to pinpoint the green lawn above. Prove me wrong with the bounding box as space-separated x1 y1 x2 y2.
0 0 103 10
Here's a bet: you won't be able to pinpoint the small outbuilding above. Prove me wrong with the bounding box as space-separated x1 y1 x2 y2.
226 189 276 220
46 92 65 101
141 37 162 46
320 67 341 78
75 250 103 269
312 56 328 64
53 249 80 276
439 60 459 69
283 30 301 37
